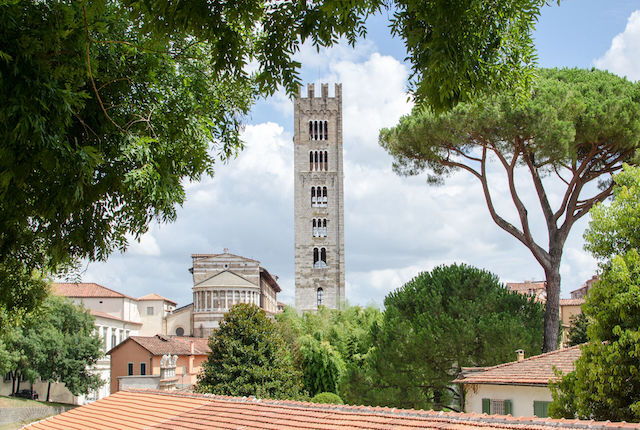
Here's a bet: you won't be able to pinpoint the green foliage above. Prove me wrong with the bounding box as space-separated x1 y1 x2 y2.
2 0 554 317
1 294 103 396
380 68 640 352
585 164 640 261
566 313 589 347
197 304 304 400
551 167 640 421
276 305 382 398
311 392 344 405
344 264 543 411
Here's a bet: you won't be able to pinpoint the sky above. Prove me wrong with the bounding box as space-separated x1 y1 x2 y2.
80 1 640 308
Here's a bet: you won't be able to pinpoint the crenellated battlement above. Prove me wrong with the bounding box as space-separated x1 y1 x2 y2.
298 83 342 100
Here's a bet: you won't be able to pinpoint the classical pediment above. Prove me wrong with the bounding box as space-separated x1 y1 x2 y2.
194 270 258 289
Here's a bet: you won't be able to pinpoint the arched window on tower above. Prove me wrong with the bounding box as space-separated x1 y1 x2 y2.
311 187 316 206
324 120 328 140
314 151 318 171
319 120 323 140
314 120 318 140
319 151 324 171
313 247 319 267
322 219 327 237
320 248 327 267
312 219 318 237
309 121 313 140
309 151 313 171
317 288 324 307
324 151 328 170
322 186 327 206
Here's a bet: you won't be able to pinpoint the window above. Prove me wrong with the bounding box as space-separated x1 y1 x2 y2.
175 327 185 336
312 186 327 207
111 333 116 349
317 288 324 307
140 363 146 376
127 363 134 376
313 247 327 268
312 218 327 237
309 151 329 171
533 401 551 417
308 120 329 140
481 398 512 415
147 306 154 316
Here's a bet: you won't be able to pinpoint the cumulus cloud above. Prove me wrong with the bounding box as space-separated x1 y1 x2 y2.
594 10 640 81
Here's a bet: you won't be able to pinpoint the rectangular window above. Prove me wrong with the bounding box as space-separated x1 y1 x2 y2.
533 400 551 418
140 363 146 376
482 398 512 415
147 306 154 315
127 363 134 376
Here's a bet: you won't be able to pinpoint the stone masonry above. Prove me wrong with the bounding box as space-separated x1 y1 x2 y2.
294 83 345 311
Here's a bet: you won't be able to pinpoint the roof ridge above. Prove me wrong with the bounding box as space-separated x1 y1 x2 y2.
475 345 582 372
52 281 136 300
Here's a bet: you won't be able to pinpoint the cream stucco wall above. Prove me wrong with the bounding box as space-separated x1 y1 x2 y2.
464 383 552 417
166 305 193 337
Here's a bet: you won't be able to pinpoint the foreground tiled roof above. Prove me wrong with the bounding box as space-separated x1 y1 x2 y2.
108 335 210 356
454 345 581 386
89 310 142 326
25 389 639 429
52 282 134 299
138 293 177 305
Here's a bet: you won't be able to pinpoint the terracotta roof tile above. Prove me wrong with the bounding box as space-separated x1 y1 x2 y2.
25 389 640 429
560 298 586 306
108 335 210 356
138 293 178 305
454 345 582 386
52 282 135 300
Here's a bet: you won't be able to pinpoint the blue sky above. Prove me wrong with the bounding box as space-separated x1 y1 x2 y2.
82 3 640 308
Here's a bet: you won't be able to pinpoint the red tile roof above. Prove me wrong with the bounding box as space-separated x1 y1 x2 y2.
560 298 586 306
89 310 142 326
52 282 134 300
108 335 210 356
25 389 639 429
454 345 581 386
138 293 177 305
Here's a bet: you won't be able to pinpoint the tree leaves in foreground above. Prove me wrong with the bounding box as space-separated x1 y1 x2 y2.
550 166 640 421
196 304 304 400
343 264 543 411
1 0 554 320
380 68 640 352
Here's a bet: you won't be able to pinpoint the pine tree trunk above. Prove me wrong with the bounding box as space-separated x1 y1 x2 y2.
11 372 16 395
16 373 21 393
543 266 561 352
47 381 51 402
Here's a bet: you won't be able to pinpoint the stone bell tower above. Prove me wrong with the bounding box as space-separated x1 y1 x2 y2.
294 83 345 311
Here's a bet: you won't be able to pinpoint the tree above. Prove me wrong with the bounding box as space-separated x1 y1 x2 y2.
550 165 640 421
380 68 640 352
566 312 589 347
276 304 382 398
1 294 103 400
1 0 553 318
197 304 304 400
344 264 543 411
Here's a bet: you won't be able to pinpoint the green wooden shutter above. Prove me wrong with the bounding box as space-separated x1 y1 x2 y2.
482 398 490 414
533 401 550 417
503 399 513 415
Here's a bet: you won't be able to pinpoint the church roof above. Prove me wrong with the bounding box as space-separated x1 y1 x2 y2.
191 252 259 263
193 269 258 288
25 389 639 429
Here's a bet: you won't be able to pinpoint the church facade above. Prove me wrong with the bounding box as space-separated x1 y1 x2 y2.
165 249 281 337
293 83 346 311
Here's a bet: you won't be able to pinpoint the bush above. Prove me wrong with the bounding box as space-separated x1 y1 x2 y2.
311 392 344 405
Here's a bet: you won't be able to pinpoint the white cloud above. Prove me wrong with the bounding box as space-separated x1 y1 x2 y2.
594 10 640 81
126 232 161 256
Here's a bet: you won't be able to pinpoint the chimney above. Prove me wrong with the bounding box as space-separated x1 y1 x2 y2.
515 349 525 362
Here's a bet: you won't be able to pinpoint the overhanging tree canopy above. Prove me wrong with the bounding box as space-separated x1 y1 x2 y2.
1 0 554 320
380 68 640 352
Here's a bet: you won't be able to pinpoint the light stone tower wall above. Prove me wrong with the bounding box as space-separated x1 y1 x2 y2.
294 83 345 311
